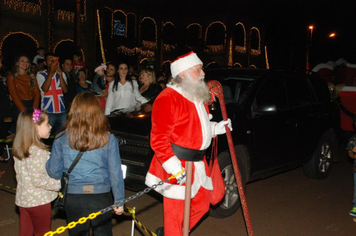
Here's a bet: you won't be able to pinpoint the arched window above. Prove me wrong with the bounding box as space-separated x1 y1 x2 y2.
205 21 226 45
234 22 246 54
141 17 157 49
0 32 39 69
53 39 78 61
141 17 157 42
163 22 176 46
250 27 261 50
186 23 202 48
127 13 136 41
113 10 126 37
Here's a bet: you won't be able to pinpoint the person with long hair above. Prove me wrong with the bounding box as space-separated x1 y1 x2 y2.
104 62 148 115
139 67 162 104
46 92 125 235
13 108 60 236
7 55 40 137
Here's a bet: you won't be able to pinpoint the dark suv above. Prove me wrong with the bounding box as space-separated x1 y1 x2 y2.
108 68 340 218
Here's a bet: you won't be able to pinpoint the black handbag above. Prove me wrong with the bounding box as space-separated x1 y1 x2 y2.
53 151 84 212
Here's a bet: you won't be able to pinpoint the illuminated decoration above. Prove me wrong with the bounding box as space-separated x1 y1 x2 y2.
52 38 86 62
48 0 54 52
163 21 174 27
234 22 247 53
53 38 74 53
142 40 157 50
140 17 157 46
162 60 171 67
113 10 127 37
204 45 224 53
163 44 176 51
265 46 269 69
205 21 227 44
117 46 155 57
187 23 202 39
228 37 233 66
250 27 261 55
96 10 106 63
249 64 257 69
233 62 243 68
140 58 148 64
56 0 87 22
4 0 42 15
206 61 217 68
0 31 39 55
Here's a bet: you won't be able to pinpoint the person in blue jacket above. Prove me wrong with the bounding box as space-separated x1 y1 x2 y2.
46 92 125 236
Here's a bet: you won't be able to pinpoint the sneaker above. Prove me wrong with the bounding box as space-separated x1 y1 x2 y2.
349 207 356 216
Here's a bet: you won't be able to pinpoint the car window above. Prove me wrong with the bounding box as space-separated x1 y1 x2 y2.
222 77 255 105
283 76 313 108
307 74 331 102
253 76 287 113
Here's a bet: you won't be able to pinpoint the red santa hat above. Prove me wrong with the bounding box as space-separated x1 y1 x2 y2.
170 51 203 78
94 63 107 73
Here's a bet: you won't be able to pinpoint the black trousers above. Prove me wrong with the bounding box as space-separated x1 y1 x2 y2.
65 192 114 236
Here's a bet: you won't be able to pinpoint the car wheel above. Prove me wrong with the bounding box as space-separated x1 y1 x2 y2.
209 146 248 218
303 129 336 179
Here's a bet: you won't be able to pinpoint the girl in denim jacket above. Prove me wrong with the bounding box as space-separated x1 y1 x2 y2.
46 92 125 236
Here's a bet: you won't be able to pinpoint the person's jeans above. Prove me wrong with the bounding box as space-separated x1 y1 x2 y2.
65 192 113 236
48 112 67 135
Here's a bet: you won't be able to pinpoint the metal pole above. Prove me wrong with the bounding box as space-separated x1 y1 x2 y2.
182 161 193 236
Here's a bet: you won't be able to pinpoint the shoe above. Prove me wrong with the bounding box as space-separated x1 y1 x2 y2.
154 227 164 236
349 207 356 216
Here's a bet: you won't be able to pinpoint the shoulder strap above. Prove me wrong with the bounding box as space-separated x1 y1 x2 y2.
67 151 84 174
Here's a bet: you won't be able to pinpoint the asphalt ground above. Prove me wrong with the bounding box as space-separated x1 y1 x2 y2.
1 141 356 236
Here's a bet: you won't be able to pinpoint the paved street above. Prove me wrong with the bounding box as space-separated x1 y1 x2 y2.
1 142 355 236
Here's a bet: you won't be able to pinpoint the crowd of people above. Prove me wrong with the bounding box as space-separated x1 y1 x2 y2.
0 49 233 236
0 48 170 141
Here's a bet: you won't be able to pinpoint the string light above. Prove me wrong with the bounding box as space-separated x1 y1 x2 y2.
233 62 242 68
228 37 233 66
187 23 202 39
235 22 247 53
205 21 227 45
96 10 106 64
0 31 40 55
4 0 42 15
250 27 261 55
117 46 155 57
56 0 87 22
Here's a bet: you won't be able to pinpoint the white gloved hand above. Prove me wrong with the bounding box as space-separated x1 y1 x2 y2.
171 165 186 185
215 118 232 135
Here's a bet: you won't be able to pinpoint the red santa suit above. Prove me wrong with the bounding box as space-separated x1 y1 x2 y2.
145 83 216 236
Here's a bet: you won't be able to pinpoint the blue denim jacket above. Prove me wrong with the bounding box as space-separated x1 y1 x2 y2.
46 132 125 204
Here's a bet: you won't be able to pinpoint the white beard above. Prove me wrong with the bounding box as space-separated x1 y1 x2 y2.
180 71 211 103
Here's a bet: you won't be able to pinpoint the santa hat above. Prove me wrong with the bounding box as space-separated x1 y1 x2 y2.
170 51 203 78
94 63 107 73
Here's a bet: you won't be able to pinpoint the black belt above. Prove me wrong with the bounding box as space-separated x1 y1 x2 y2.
171 143 206 161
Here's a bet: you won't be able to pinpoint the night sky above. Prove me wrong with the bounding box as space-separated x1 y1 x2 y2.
122 0 356 70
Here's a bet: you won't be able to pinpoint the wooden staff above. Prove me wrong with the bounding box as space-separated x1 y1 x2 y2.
183 161 193 236
208 80 254 236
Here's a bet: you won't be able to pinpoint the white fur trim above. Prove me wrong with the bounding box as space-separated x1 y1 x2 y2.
162 155 182 174
336 58 348 66
311 63 334 73
170 52 203 78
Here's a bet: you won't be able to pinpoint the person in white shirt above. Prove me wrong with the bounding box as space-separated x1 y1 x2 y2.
105 62 148 115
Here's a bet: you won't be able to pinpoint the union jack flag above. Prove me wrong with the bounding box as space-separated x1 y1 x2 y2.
39 72 65 113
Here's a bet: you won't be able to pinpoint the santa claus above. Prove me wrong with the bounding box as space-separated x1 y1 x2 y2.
145 51 232 236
